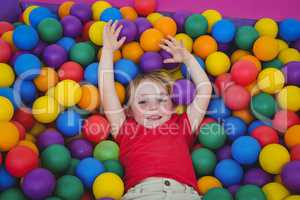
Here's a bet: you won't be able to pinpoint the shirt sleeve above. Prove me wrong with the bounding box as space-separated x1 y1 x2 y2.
178 112 196 147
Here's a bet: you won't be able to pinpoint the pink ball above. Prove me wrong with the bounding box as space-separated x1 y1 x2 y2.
231 60 258 86
251 126 279 147
272 110 300 133
215 73 234 96
223 84 250 110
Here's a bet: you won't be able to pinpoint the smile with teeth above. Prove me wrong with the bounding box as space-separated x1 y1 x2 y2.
146 115 162 120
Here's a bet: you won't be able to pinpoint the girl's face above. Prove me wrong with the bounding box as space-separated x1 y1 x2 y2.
128 80 174 128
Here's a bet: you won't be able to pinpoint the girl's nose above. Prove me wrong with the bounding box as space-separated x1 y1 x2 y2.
148 101 159 110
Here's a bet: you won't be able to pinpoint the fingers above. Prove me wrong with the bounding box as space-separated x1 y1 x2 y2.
117 36 127 48
159 44 173 54
163 58 177 63
111 20 119 34
161 38 176 49
114 24 123 39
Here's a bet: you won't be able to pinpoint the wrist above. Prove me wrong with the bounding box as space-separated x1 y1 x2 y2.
182 51 194 63
102 46 115 53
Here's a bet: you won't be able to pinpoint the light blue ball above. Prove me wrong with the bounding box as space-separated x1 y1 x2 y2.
212 19 236 43
223 116 247 141
215 159 244 186
207 98 231 120
13 80 37 105
56 109 82 137
29 7 56 28
84 62 98 85
279 18 300 42
248 120 272 134
57 37 76 52
14 54 41 80
0 88 18 109
0 167 16 191
100 7 122 22
181 55 205 79
114 59 139 85
13 25 39 50
75 157 105 189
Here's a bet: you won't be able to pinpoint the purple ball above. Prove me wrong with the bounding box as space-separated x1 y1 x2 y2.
43 44 68 68
61 15 83 38
118 19 137 43
37 128 64 150
21 168 56 200
140 52 163 73
172 11 191 33
293 39 300 51
159 49 179 70
135 17 152 38
228 184 240 196
171 79 196 105
68 139 93 159
282 61 300 86
217 145 232 160
70 3 92 23
32 41 47 56
243 168 272 187
281 161 300 193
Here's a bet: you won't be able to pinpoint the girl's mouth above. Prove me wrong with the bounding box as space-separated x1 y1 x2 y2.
146 115 162 121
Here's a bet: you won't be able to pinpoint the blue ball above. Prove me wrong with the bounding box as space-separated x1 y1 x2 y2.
56 109 82 137
215 159 244 186
14 54 41 80
13 80 37 105
223 116 247 141
207 98 231 120
181 55 205 79
75 157 105 188
57 37 76 52
232 136 261 165
279 18 300 42
248 120 272 134
84 62 98 85
29 7 56 28
114 59 139 85
13 25 39 50
0 88 18 109
100 7 123 22
212 19 236 43
0 167 16 191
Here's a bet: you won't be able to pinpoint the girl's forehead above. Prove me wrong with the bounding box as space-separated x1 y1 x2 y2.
134 80 168 94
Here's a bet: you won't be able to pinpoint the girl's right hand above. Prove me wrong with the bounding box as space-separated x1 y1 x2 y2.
103 20 126 51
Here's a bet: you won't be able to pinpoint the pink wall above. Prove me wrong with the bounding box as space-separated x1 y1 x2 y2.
22 0 300 20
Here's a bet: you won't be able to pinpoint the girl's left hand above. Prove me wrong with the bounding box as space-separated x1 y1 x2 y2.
160 36 191 63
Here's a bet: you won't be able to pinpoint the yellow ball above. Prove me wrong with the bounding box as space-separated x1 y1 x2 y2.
197 176 223 195
93 172 124 200
92 1 112 20
0 63 15 87
0 121 19 151
262 182 290 200
175 105 186 114
253 36 279 61
0 96 14 122
89 21 106 46
202 9 222 33
277 39 289 52
257 68 285 94
32 96 60 123
46 87 55 97
54 80 82 107
23 5 39 25
259 144 290 174
175 33 193 52
278 48 300 64
277 86 300 112
284 196 300 200
231 49 250 63
255 18 278 38
206 51 231 76
147 12 163 25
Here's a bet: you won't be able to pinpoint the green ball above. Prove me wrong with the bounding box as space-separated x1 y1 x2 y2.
236 185 266 200
191 148 217 177
55 175 84 200
185 14 208 38
38 18 63 43
203 188 233 200
45 197 62 200
103 160 124 178
66 158 80 175
251 92 276 120
94 140 119 162
41 144 71 175
235 26 259 50
199 123 227 150
0 188 28 200
70 42 96 66
262 59 283 69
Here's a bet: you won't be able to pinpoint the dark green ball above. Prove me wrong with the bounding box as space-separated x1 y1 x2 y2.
251 92 277 120
185 14 208 38
192 148 217 177
199 123 227 150
103 160 124 178
263 59 283 69
38 18 63 43
55 175 84 200
203 188 233 200
0 188 28 200
236 185 266 200
66 158 80 175
70 42 96 66
235 26 259 50
45 197 62 200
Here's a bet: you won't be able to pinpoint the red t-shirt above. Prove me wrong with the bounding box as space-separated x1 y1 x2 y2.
116 112 198 192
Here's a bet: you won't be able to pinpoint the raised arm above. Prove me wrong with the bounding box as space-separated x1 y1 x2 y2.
99 21 126 138
160 36 212 133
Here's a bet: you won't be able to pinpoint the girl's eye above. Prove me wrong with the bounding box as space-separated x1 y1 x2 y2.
158 98 167 103
138 100 146 104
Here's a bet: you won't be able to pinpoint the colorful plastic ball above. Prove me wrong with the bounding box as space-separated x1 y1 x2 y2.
54 80 82 107
140 52 163 73
202 9 222 33
272 110 300 133
285 125 300 148
279 18 300 42
14 80 37 105
243 168 272 187
29 7 55 28
212 19 236 43
216 145 231 160
0 122 19 151
207 98 231 120
57 37 75 52
181 55 205 78
21 168 56 200
251 126 279 147
12 121 26 140
294 39 300 51
32 96 60 123
262 58 283 69
203 188 233 200
153 16 177 37
206 51 231 76
14 53 41 80
122 42 144 63
140 28 163 51
255 18 278 38
223 85 250 111
70 42 96 66
84 62 98 85
0 87 18 109
41 144 71 175
55 175 84 200
171 79 196 105
278 48 300 64
0 188 27 200
257 67 285 94
82 115 110 143
253 36 279 61
68 139 93 159
214 73 234 95
291 145 300 161
114 59 139 85
160 49 179 69
0 96 14 122
262 182 290 200
284 195 300 200
61 15 83 38
0 21 14 35
43 44 68 69
5 146 39 177
235 26 259 50
100 7 122 22
240 55 262 71
38 18 63 43
78 84 100 112
56 110 82 137
0 39 12 63
92 1 111 20
13 108 34 130
223 116 247 141
58 61 83 82
175 33 193 52
251 92 276 120
185 14 208 38
117 19 137 43
13 25 38 50
134 0 157 16
135 17 152 38
277 86 300 112
37 128 64 150
193 35 217 59
230 60 258 86
93 172 124 200
70 3 91 23
120 6 138 21
103 160 124 178
65 158 80 176
282 61 300 86
172 11 191 33
197 176 222 195
236 185 266 200
281 161 300 193
34 67 58 92
93 140 119 162
192 148 217 177
214 159 244 186
199 122 227 150
0 166 16 191
1 31 16 51
58 1 74 19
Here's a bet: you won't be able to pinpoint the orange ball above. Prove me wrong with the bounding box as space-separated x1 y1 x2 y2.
193 35 217 59
78 84 100 112
122 42 144 63
18 140 39 155
120 6 138 21
233 109 254 124
34 67 59 92
140 28 164 51
231 49 251 63
1 31 16 52
197 176 223 195
98 48 122 62
115 82 126 104
253 36 279 61
154 16 177 37
0 122 19 152
58 1 74 19
240 55 262 71
285 125 300 148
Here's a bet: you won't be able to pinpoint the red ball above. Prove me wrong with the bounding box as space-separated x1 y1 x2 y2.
272 110 300 133
58 61 83 82
0 39 12 63
82 21 94 41
0 21 14 36
134 0 157 16
231 60 258 86
215 73 234 96
5 146 39 177
81 192 93 200
223 84 250 110
291 144 300 161
0 152 2 166
82 115 110 143
12 121 26 140
251 126 279 147
13 107 35 130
